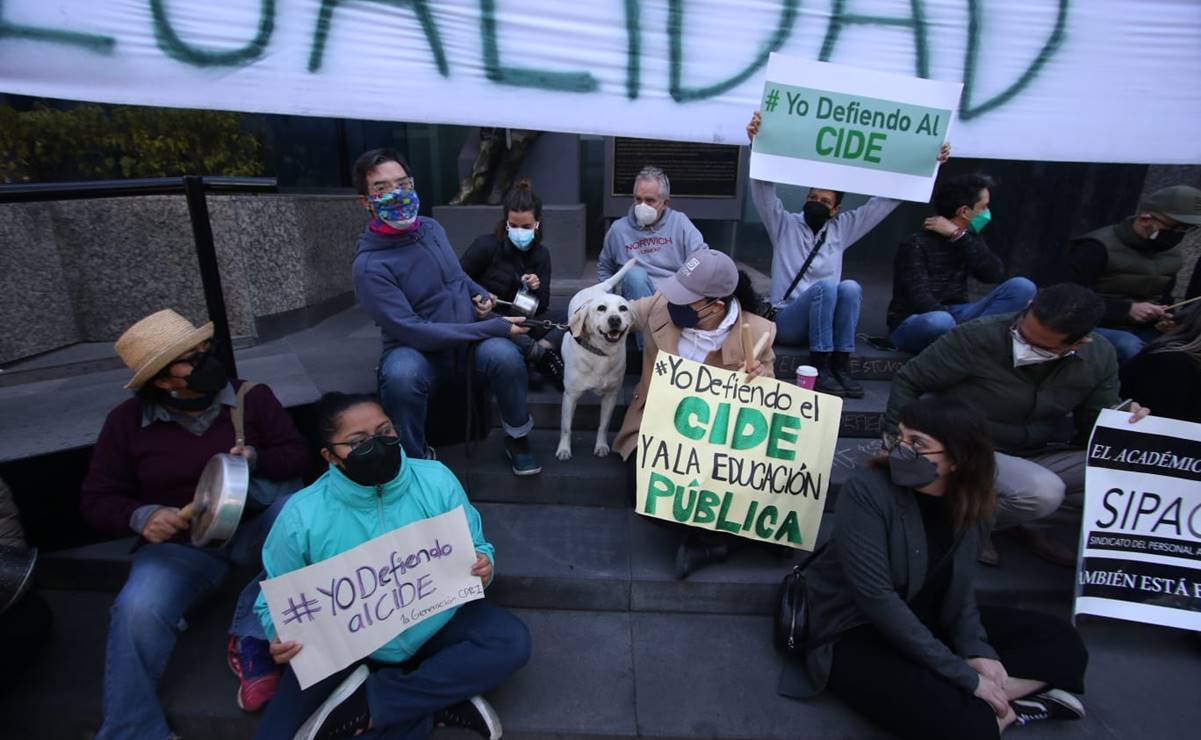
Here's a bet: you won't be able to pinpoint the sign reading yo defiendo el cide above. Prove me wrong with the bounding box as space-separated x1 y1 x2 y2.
636 354 842 550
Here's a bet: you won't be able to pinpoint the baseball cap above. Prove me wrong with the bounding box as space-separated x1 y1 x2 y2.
659 250 739 305
1140 185 1201 225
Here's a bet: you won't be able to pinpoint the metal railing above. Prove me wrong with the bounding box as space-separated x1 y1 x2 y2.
0 175 278 378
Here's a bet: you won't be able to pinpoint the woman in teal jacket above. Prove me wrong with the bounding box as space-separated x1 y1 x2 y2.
253 393 530 740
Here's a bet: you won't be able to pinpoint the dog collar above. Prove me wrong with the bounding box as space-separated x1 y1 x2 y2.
573 335 609 357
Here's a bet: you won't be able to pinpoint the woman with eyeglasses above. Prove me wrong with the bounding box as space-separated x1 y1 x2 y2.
81 309 311 738
779 398 1088 739
460 179 565 390
253 392 530 740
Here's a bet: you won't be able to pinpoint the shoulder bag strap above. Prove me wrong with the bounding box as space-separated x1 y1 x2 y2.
232 382 258 448
781 231 828 304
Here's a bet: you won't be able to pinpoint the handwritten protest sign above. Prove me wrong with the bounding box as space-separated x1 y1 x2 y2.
636 353 842 550
260 507 484 689
1074 410 1201 631
751 54 962 202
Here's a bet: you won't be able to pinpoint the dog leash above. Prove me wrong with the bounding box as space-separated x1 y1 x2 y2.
521 318 570 331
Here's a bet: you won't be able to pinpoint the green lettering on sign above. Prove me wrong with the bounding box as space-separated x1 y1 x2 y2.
152 0 274 67
0 0 114 54
730 407 768 451
480 0 597 92
674 396 709 441
755 83 947 177
309 0 448 75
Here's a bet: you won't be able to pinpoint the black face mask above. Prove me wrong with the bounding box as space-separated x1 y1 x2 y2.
185 352 228 395
802 201 832 232
163 390 218 412
667 300 717 329
1151 231 1185 249
337 435 403 487
887 445 940 489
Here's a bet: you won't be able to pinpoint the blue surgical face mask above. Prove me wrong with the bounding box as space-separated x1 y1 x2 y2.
368 187 420 230
507 225 537 250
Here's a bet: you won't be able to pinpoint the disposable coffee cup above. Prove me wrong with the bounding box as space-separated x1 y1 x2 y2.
796 365 818 390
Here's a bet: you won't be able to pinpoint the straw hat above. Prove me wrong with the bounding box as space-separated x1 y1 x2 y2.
115 309 214 390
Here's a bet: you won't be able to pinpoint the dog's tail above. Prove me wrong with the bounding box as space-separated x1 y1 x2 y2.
596 257 641 295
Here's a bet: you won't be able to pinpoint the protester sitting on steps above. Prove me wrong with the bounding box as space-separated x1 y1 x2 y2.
350 148 541 476
613 250 778 578
81 309 310 738
884 284 1151 568
1121 303 1201 423
886 173 1036 354
779 398 1089 740
253 392 530 740
0 475 53 695
1048 185 1201 363
746 111 951 397
460 179 565 390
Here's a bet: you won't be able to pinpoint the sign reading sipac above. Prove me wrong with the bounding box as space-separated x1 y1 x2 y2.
751 54 962 202
261 507 484 689
636 354 841 549
1074 411 1201 631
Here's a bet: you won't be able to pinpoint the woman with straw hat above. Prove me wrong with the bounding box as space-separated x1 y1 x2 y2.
80 309 312 739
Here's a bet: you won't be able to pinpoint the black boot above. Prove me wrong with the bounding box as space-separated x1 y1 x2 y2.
830 351 865 398
533 346 565 391
808 351 846 397
674 542 729 579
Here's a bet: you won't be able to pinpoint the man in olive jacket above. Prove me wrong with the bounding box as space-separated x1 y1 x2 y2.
885 284 1149 565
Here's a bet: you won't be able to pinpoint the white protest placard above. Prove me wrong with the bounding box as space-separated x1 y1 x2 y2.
750 54 962 202
260 506 484 689
635 353 842 550
1074 410 1201 631
1 2 1199 164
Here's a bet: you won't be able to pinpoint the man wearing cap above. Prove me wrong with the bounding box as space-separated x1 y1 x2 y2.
1054 185 1201 363
614 250 778 577
81 309 311 738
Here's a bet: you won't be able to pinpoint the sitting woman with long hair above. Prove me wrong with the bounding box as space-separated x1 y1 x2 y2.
780 398 1088 739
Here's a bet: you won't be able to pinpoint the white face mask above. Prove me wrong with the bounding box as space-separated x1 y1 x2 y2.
634 202 659 227
1011 331 1069 367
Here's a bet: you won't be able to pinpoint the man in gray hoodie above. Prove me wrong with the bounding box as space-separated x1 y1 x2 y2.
598 165 709 301
746 112 950 398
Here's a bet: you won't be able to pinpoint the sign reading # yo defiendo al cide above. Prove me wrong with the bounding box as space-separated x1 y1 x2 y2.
751 54 963 202
260 507 484 689
636 354 842 550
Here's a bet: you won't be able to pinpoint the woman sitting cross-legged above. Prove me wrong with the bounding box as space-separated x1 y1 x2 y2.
779 398 1088 739
253 392 530 740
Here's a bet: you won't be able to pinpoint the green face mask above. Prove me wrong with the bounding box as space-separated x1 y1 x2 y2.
968 208 992 233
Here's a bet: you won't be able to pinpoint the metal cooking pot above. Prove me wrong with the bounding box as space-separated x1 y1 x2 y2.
495 285 539 318
181 453 249 547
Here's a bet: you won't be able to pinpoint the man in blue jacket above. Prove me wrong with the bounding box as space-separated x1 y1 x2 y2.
351 149 541 475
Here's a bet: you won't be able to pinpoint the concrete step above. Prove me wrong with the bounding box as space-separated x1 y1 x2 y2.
4 589 1198 740
771 340 910 381
500 379 889 438
38 498 1079 617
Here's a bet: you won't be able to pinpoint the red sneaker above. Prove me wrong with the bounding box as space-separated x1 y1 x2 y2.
231 636 282 712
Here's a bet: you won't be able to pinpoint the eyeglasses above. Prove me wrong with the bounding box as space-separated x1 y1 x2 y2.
372 177 415 195
884 436 945 456
328 429 400 456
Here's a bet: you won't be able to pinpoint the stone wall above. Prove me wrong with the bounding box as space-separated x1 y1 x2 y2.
0 194 363 365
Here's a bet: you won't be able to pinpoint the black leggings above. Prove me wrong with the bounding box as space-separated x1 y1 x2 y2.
826 605 1088 740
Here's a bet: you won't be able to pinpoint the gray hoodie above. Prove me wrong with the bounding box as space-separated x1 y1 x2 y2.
598 205 708 284
751 179 900 307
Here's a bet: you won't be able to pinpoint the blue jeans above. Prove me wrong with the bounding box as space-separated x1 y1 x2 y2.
378 338 533 459
889 277 1037 354
774 279 861 352
254 600 531 740
619 266 657 350
1094 326 1157 365
98 492 294 740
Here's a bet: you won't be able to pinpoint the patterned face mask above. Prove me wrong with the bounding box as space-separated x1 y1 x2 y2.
368 187 420 229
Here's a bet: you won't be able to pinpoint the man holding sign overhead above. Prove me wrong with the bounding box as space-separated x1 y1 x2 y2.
747 55 959 398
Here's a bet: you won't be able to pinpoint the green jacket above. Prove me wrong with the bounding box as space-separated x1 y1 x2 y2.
885 313 1120 454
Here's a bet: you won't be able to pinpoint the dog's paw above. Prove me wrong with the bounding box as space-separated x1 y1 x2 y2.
555 446 573 461
593 442 611 457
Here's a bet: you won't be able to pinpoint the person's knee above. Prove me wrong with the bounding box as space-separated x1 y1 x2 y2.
110 587 177 638
477 338 528 377
927 312 956 334
837 279 862 300
1002 276 1037 301
379 350 431 395
487 609 533 674
1022 473 1067 520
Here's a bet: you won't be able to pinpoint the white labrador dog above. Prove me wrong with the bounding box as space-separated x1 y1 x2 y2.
555 260 639 460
